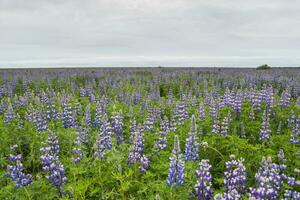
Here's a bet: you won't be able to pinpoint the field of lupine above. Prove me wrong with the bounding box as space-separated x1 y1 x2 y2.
0 68 299 200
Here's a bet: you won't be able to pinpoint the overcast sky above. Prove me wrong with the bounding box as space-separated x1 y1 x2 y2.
0 0 300 67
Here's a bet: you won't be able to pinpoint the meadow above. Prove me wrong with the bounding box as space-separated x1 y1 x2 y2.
0 68 299 199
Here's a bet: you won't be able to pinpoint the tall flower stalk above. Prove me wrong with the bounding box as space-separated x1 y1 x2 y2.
40 131 67 194
7 145 32 188
194 159 213 199
185 115 199 161
259 109 271 142
166 135 185 186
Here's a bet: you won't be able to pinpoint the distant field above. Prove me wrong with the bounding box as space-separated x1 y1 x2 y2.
0 68 299 199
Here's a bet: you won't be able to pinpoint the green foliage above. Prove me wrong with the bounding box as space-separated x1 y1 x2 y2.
256 64 272 70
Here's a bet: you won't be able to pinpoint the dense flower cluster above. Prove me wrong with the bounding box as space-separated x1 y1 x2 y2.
128 124 145 165
94 114 112 159
223 155 246 198
289 116 300 145
140 155 150 174
72 132 84 163
4 103 15 123
61 100 76 128
33 109 48 131
279 88 291 107
194 159 213 200
83 104 91 127
220 116 229 136
40 131 67 192
259 109 271 142
167 135 185 186
287 110 296 128
212 117 220 134
111 110 124 145
6 145 32 188
249 156 282 199
174 98 188 126
199 102 205 121
94 101 106 128
76 126 89 147
144 106 155 131
128 124 150 173
185 115 199 161
234 90 243 116
155 116 170 150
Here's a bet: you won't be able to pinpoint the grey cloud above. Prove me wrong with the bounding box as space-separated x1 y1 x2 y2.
0 0 299 67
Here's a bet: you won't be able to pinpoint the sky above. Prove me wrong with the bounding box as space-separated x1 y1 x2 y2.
0 0 300 67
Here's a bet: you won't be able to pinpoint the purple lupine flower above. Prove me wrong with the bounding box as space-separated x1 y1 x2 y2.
169 114 177 132
72 147 83 164
220 116 229 136
45 99 52 120
287 110 296 128
40 131 67 193
279 88 291 107
33 109 48 131
297 97 300 107
72 132 84 164
0 100 7 114
265 86 275 108
211 88 218 99
128 124 144 165
215 189 241 200
129 119 137 144
140 155 150 174
155 116 169 150
253 91 262 111
233 90 242 116
6 145 32 188
259 109 271 143
76 126 89 147
133 92 141 104
249 156 283 200
0 83 7 97
223 155 246 197
111 109 124 145
277 149 287 169
74 101 83 116
144 106 155 131
212 117 220 134
199 102 205 122
185 115 199 161
194 159 213 200
284 190 300 200
50 99 58 119
282 168 300 199
94 101 105 128
209 98 217 119
289 116 300 145
61 100 76 128
166 135 185 186
223 87 232 107
174 98 188 126
229 90 236 109
5 103 15 123
83 104 91 127
94 114 112 159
